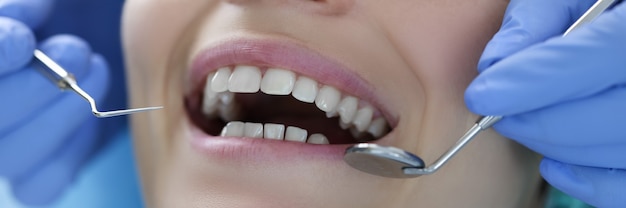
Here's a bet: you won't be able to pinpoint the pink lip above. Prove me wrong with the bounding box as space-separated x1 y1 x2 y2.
186 37 396 163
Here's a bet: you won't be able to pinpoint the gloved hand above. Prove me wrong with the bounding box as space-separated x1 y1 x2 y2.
465 0 626 207
0 0 111 205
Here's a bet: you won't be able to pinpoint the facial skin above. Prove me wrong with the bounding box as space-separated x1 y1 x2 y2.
122 0 542 207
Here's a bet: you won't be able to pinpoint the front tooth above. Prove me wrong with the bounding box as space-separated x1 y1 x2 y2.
211 67 231 92
367 118 388 138
292 76 318 103
261 68 296 95
263 123 285 140
307 134 329 144
352 106 374 132
229 65 261 93
315 86 341 113
244 122 263 138
336 96 358 124
220 121 244 137
285 126 307 143
202 72 219 115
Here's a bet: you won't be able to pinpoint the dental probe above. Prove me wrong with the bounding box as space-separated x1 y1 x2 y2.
34 49 162 118
343 0 616 178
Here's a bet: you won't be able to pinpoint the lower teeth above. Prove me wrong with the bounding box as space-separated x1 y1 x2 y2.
220 121 330 145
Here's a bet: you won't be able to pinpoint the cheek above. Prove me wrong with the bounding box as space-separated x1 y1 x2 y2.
122 1 216 72
378 1 507 101
122 1 217 108
123 2 187 68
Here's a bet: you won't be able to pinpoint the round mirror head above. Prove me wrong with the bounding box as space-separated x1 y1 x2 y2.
344 143 425 178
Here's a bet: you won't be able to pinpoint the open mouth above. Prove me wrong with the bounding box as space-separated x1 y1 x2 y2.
186 64 392 145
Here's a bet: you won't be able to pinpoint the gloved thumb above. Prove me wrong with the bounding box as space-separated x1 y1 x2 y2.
477 0 595 73
541 158 626 208
466 2 626 116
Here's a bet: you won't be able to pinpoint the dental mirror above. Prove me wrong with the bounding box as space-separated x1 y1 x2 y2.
345 116 500 178
344 143 425 178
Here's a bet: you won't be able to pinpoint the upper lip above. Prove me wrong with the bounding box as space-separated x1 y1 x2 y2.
186 35 398 128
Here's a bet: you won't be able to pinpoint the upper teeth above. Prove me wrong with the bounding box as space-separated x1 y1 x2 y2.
261 68 296 95
292 76 318 103
202 65 390 144
229 65 262 93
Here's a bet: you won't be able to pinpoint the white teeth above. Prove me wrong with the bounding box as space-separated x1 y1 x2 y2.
205 65 391 142
339 120 351 130
263 123 285 140
336 96 358 124
229 65 261 93
307 134 329 144
352 106 374 132
291 76 318 103
220 121 244 137
326 110 338 118
285 126 308 143
261 68 296 95
244 122 264 138
315 86 341 113
211 67 231 92
202 72 219 115
218 121 334 144
367 118 388 138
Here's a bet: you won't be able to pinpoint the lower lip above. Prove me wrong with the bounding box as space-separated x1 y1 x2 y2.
188 124 351 163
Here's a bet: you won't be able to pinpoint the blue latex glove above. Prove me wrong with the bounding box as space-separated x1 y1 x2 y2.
465 0 626 207
0 0 111 205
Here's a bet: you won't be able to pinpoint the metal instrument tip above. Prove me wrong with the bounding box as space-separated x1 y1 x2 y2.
34 49 163 118
92 106 163 118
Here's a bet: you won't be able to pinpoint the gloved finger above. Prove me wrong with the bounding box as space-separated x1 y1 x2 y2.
0 17 35 73
37 34 93 80
477 0 595 72
11 119 100 206
493 87 626 168
0 0 53 29
466 3 626 115
540 158 626 208
0 54 109 180
0 35 92 132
